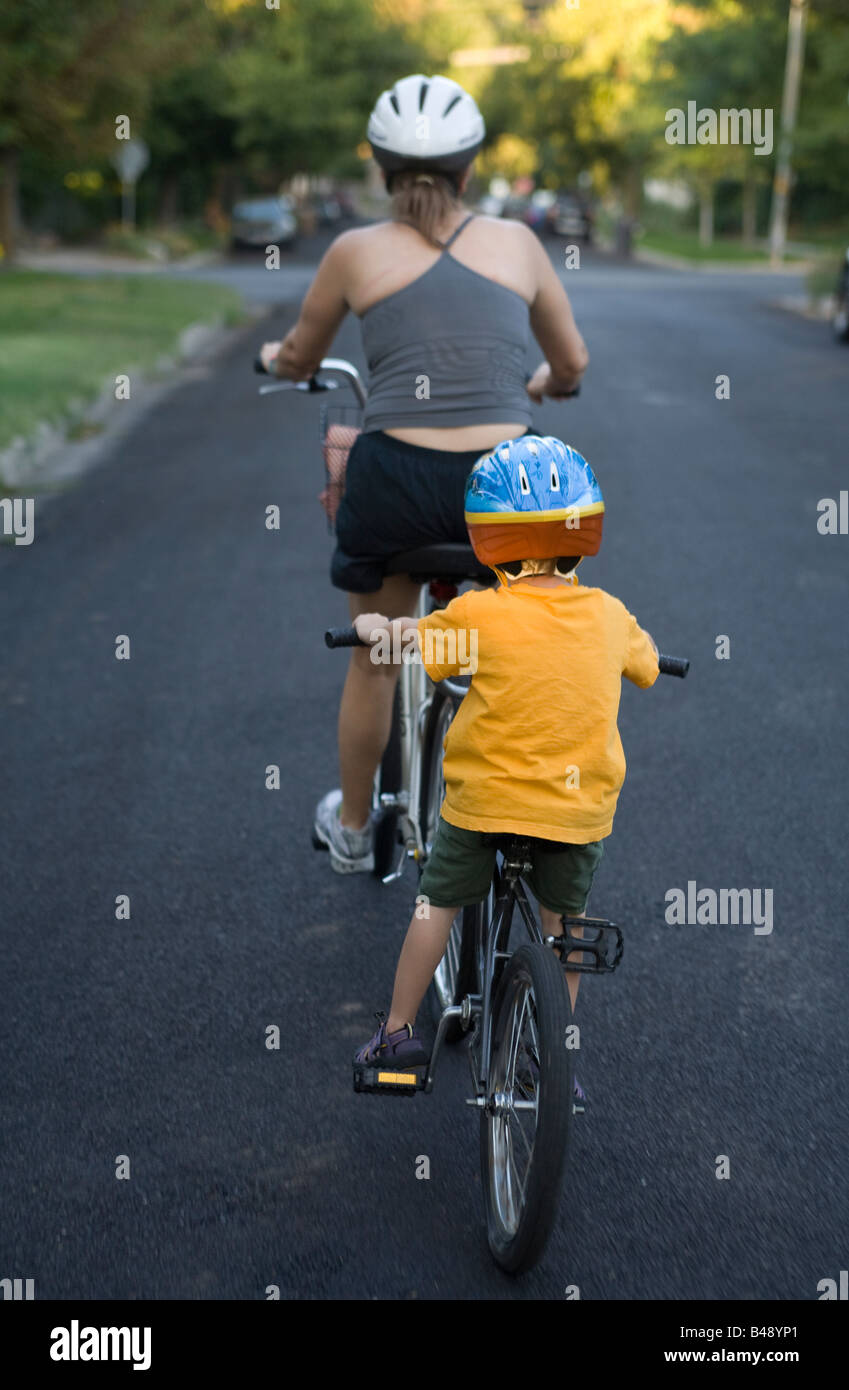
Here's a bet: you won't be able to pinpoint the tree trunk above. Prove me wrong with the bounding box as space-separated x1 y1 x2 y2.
742 169 757 246
0 146 20 265
157 171 179 226
623 162 642 220
698 182 714 247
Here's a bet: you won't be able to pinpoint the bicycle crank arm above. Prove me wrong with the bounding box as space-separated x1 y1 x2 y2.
380 842 417 885
546 916 624 973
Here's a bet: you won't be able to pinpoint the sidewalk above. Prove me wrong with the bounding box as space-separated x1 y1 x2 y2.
15 247 221 275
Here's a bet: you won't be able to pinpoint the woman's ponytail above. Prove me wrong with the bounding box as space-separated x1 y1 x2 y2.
389 169 464 245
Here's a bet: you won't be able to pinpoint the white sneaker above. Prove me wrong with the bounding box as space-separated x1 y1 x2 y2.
313 790 374 874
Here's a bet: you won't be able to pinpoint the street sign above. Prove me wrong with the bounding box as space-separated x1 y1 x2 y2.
111 139 149 230
111 139 149 186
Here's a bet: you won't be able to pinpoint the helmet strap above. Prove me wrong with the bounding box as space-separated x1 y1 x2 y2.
492 563 580 588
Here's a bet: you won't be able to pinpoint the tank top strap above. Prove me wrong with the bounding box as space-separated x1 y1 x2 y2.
438 213 475 252
394 213 476 252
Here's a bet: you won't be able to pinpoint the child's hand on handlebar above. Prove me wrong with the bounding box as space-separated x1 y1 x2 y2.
353 613 390 644
353 613 420 659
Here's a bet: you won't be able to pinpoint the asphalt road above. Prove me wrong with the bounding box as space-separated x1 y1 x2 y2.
1 239 847 1301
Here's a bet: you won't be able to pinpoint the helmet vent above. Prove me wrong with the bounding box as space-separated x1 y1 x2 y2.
389 90 400 115
418 80 429 111
518 464 531 495
550 464 560 490
442 93 462 117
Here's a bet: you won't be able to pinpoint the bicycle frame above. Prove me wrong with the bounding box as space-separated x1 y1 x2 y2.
422 842 540 1099
378 587 472 884
420 840 624 1100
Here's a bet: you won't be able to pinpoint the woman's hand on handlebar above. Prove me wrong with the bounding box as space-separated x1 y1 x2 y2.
526 360 583 403
259 340 282 375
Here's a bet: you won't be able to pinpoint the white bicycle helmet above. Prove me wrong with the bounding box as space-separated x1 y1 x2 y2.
367 74 485 182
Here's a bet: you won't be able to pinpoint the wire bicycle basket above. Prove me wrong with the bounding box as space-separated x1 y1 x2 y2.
319 400 362 532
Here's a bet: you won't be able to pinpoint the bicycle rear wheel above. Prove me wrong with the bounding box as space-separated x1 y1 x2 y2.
480 943 572 1274
420 686 477 1040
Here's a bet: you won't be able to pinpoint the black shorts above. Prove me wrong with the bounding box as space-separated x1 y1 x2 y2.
331 431 503 594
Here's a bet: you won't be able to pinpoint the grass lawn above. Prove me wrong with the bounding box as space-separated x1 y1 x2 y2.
635 230 803 264
0 270 244 451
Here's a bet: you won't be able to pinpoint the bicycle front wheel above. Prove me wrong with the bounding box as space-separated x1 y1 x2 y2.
480 943 572 1274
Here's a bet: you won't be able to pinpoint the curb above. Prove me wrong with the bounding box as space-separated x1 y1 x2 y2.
0 303 267 493
770 293 835 323
632 246 815 274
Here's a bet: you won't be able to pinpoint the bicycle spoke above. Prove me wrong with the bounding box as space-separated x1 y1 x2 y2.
506 1128 529 1213
506 987 529 1088
508 1107 534 1168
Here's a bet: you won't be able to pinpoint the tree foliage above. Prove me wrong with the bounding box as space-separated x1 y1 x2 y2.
3 0 847 261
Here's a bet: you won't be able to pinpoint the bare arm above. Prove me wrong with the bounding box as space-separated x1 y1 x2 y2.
260 233 353 379
525 227 589 400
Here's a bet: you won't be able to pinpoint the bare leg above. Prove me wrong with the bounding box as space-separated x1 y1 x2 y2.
540 905 584 1013
338 574 421 829
386 904 459 1033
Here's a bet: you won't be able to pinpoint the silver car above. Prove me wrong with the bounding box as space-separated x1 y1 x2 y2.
230 197 297 251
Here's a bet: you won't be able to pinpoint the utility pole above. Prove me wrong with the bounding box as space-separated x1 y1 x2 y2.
768 0 809 267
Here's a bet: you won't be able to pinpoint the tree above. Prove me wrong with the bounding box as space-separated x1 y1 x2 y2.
0 0 205 262
223 0 430 185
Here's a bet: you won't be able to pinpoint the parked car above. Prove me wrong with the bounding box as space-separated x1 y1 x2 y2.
547 193 593 243
500 194 532 223
230 196 297 251
832 248 849 343
522 189 557 234
477 193 507 218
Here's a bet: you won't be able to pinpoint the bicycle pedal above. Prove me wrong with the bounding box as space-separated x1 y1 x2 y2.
551 916 624 973
352 1062 423 1096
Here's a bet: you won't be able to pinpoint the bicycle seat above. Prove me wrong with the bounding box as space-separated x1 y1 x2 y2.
385 543 492 584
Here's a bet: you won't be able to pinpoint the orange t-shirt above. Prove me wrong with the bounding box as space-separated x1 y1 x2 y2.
416 579 659 843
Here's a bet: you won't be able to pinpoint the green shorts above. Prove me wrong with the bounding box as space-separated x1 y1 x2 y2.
419 816 604 916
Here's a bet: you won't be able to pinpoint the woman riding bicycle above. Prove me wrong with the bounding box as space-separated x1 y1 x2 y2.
259 73 589 872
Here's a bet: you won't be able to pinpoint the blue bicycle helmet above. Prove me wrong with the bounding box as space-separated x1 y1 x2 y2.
465 435 604 570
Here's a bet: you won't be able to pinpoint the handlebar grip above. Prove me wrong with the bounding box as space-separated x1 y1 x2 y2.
254 355 268 374
658 654 689 678
325 627 366 649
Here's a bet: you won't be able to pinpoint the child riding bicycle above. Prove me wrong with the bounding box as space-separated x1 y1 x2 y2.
351 436 659 1080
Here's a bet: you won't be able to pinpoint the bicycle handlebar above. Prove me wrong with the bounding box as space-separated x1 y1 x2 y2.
254 355 328 391
254 353 367 405
325 625 689 675
658 654 689 678
325 627 367 648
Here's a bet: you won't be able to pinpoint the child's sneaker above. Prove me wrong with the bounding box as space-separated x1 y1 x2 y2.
313 789 374 873
354 1012 430 1069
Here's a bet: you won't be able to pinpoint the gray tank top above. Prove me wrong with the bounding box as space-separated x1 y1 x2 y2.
360 215 533 432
